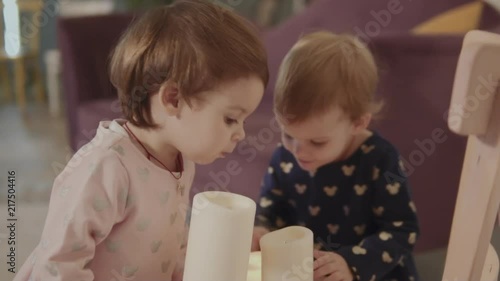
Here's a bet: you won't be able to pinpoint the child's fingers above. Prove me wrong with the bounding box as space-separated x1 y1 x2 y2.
324 271 346 281
313 250 329 266
313 253 329 270
253 236 263 251
251 227 268 251
313 252 352 281
251 237 260 251
313 252 334 270
314 262 339 279
314 249 328 257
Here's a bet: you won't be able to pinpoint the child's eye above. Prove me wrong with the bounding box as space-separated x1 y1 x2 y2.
283 133 293 140
310 140 327 147
224 117 238 125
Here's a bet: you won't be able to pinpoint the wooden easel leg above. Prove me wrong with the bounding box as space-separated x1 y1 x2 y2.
442 139 499 280
442 29 500 281
442 89 500 280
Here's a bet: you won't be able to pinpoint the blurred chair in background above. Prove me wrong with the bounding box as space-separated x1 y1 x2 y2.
44 0 115 117
0 0 45 112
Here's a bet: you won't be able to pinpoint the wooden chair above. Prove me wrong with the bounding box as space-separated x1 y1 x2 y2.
442 29 500 281
0 0 45 111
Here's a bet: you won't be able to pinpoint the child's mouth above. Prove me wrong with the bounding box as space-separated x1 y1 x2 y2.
298 159 314 165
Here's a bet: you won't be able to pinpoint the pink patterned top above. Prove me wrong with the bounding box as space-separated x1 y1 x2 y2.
14 119 194 281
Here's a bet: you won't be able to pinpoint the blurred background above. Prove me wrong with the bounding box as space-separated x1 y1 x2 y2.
0 0 500 280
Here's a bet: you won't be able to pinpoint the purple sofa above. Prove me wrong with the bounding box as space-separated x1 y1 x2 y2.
57 13 134 150
57 0 500 253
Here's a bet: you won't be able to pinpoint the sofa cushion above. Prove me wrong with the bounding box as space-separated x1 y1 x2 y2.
479 2 500 30
411 1 484 34
411 1 500 34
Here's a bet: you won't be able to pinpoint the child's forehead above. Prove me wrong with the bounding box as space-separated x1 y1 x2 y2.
280 108 349 136
202 76 264 111
280 107 347 127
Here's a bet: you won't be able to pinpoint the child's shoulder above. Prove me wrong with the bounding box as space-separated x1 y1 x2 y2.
269 144 295 163
77 120 133 156
365 131 400 155
358 131 402 165
57 120 137 177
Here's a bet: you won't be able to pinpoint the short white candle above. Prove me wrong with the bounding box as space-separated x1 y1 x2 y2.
260 226 314 281
183 191 256 281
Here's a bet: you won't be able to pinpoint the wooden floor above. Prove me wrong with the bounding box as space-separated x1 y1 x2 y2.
0 102 498 281
0 103 69 203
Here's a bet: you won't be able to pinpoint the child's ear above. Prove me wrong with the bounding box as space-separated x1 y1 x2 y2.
159 81 181 116
353 113 372 132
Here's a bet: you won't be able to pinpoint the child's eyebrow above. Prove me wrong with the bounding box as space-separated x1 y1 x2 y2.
228 105 247 114
283 131 329 141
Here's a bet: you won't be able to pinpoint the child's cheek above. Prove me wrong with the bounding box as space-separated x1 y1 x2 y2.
282 138 293 152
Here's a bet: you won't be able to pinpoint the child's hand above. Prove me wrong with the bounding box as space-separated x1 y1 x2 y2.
313 250 354 281
251 226 270 251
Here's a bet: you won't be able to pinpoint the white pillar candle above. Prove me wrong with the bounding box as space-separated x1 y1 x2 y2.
183 191 256 281
260 226 314 281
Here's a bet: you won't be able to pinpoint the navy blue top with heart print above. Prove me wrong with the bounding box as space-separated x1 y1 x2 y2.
255 131 421 281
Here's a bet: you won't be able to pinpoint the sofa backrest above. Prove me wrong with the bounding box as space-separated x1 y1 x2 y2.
57 13 136 104
261 0 472 104
57 13 136 150
368 32 467 252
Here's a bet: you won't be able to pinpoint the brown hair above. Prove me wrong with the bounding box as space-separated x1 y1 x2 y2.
274 31 383 123
109 0 269 128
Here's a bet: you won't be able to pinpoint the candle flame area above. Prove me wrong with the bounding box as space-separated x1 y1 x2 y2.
246 251 262 281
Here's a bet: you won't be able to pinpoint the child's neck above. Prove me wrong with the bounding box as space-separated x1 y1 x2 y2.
339 129 373 161
125 122 181 172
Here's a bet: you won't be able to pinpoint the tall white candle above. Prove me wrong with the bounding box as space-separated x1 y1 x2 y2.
183 191 256 281
260 226 314 281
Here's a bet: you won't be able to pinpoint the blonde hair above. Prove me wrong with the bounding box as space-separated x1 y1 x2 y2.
274 31 383 123
109 0 269 128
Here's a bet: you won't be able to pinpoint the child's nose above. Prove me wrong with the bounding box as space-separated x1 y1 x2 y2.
233 126 246 142
292 141 304 155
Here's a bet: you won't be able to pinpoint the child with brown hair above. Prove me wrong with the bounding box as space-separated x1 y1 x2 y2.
13 1 268 280
252 31 420 281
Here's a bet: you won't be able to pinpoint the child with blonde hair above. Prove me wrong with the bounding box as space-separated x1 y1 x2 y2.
252 31 420 281
14 1 268 280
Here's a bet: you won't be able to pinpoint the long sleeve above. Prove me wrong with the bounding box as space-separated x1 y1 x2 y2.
336 153 420 281
25 153 129 281
255 148 296 230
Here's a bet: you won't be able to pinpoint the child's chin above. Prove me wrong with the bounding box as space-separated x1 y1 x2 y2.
193 159 215 165
297 163 317 172
296 160 317 171
192 155 220 165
